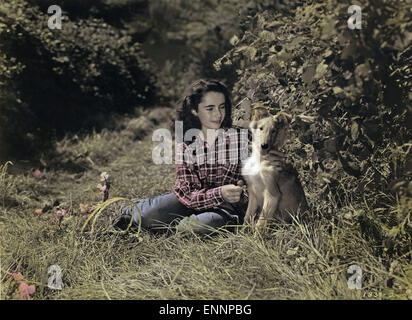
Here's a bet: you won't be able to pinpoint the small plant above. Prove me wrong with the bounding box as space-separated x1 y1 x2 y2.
0 161 14 208
80 197 142 235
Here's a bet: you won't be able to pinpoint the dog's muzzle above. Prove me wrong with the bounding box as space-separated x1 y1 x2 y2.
261 143 269 155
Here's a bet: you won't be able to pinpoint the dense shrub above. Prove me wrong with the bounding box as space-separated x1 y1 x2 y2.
145 0 301 101
215 0 411 260
26 0 152 42
0 0 157 159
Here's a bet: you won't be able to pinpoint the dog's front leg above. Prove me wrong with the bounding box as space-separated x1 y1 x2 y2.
242 191 259 231
256 189 280 230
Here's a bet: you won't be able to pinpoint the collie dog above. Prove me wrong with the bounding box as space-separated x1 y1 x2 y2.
242 113 308 229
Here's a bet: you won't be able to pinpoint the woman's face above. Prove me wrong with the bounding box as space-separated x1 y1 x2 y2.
192 91 226 132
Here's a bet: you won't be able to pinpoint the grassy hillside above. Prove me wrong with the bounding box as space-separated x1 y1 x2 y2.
1 109 410 300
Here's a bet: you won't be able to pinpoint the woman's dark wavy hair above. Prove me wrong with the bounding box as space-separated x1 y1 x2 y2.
176 79 232 136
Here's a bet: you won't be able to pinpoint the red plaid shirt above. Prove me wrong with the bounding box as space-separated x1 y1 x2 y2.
173 126 250 211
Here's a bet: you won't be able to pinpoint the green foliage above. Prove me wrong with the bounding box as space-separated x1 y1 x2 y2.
144 0 281 100
27 0 151 39
0 0 157 159
220 0 411 261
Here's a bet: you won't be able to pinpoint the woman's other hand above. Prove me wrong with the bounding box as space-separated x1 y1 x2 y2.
222 184 243 203
265 150 289 171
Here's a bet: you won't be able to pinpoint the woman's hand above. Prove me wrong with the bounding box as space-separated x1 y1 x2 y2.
264 150 289 171
222 184 243 203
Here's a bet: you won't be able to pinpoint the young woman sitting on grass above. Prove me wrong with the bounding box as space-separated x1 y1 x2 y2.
113 79 286 235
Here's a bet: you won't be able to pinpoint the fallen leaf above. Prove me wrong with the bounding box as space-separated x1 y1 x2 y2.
286 247 299 255
79 203 95 215
11 271 24 282
55 208 67 219
31 168 46 179
18 281 35 300
33 208 43 216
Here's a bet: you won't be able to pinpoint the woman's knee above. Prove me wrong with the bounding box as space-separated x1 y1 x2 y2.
175 211 235 235
120 193 191 229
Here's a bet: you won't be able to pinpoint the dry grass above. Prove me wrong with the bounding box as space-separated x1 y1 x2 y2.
0 112 411 300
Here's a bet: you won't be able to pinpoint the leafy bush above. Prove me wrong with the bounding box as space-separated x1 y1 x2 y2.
215 0 411 262
145 0 296 101
27 0 151 41
0 0 157 159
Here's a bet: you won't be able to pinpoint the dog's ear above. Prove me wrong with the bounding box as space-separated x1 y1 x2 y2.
274 112 292 127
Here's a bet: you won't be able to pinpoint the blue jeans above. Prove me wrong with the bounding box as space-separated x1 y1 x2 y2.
117 192 246 235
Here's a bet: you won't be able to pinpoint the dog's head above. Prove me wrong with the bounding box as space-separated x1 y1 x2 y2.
250 112 291 155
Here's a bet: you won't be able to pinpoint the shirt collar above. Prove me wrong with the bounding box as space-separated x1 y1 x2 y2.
194 127 231 146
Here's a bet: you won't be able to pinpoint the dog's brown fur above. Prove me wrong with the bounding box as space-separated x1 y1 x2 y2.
242 113 308 229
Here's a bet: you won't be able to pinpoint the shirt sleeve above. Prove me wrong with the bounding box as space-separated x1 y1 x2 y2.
172 143 225 211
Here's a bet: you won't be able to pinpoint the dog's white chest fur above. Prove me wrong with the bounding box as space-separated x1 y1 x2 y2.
242 154 260 176
242 155 266 204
